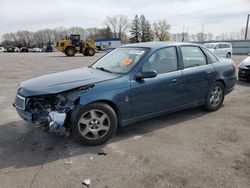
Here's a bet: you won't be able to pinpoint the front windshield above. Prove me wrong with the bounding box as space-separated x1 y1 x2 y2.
92 48 147 74
204 43 215 49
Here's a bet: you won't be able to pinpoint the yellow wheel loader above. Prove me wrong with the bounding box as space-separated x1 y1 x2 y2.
56 34 96 57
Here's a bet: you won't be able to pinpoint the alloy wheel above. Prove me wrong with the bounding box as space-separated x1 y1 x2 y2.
77 109 110 140
209 86 223 106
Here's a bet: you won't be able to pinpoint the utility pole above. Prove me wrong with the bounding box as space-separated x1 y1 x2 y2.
245 14 249 40
186 27 189 41
201 23 204 42
182 25 185 42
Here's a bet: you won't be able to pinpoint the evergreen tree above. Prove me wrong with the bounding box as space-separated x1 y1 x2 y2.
140 15 147 42
144 20 154 42
140 15 154 42
129 15 140 43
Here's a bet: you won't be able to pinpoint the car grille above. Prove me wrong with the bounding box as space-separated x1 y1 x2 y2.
15 94 26 110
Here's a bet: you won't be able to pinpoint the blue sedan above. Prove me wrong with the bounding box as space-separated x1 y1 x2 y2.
14 42 236 145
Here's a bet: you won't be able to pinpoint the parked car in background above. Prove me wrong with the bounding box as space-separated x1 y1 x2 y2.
13 42 236 145
238 56 250 81
44 45 53 52
204 42 232 58
20 47 29 53
0 47 5 52
15 47 19 52
30 48 42 53
5 45 15 52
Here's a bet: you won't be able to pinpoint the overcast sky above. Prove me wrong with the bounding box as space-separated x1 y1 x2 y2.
0 0 249 38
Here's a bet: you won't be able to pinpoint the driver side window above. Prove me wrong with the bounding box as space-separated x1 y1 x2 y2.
143 47 178 74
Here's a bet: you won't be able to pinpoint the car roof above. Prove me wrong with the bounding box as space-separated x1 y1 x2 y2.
122 41 201 50
204 42 231 45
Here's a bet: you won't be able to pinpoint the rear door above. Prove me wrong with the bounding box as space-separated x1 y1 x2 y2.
220 44 227 57
180 46 216 105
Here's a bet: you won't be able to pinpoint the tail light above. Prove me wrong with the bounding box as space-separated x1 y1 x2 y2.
232 63 237 72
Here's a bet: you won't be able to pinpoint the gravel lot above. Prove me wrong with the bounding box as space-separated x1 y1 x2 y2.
0 52 249 188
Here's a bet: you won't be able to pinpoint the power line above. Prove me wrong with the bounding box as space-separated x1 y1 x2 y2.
150 0 250 23
165 0 249 21
170 12 248 30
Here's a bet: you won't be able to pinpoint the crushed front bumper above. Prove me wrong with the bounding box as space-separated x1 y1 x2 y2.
238 68 250 81
15 106 33 123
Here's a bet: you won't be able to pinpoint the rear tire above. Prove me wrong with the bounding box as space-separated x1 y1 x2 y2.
65 47 76 57
71 103 117 146
86 48 95 56
203 82 225 111
226 52 231 58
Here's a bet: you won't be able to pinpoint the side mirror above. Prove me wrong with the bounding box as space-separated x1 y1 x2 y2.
135 71 157 80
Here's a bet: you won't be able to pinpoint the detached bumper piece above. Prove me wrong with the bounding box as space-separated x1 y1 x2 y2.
15 107 33 123
238 68 250 81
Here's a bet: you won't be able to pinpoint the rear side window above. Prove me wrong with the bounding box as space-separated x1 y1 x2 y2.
181 46 207 68
202 48 219 64
219 44 226 49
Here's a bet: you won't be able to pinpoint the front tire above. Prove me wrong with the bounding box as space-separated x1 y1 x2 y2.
65 47 76 57
203 82 225 111
71 103 117 146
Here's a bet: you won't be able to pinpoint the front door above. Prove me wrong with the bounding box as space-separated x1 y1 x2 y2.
130 47 183 117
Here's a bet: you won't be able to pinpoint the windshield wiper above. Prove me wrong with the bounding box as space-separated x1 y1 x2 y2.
95 67 113 73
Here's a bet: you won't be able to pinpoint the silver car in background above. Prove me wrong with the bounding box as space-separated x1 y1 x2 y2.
204 42 233 58
0 47 5 52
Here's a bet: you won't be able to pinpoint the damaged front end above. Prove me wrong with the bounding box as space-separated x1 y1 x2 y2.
14 84 94 135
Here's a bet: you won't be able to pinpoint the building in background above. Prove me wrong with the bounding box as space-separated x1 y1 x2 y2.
95 38 121 51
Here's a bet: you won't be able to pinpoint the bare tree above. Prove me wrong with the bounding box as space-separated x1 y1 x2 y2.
195 33 203 41
207 33 214 41
153 20 170 41
104 15 129 40
104 16 117 37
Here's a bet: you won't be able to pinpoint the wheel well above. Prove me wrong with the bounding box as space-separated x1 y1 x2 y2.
89 100 122 127
65 46 75 51
216 79 226 88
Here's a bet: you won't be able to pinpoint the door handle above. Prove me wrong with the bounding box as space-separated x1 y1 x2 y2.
206 71 213 76
170 79 178 83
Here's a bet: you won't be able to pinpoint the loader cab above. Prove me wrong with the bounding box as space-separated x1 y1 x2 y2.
70 34 81 46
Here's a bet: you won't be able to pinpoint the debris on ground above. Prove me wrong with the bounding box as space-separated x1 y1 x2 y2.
64 159 73 165
46 146 53 151
97 152 107 156
33 142 39 146
132 135 142 139
90 156 93 160
82 178 91 187
15 137 24 141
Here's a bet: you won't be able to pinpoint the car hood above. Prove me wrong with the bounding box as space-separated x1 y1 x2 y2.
18 67 120 97
240 56 250 66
